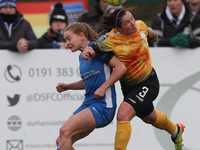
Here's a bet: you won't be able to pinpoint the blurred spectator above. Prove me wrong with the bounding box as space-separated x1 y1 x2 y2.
0 0 37 52
36 2 68 49
78 0 109 34
186 0 200 15
151 0 200 48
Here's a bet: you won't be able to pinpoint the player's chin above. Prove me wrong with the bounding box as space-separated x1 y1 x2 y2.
70 48 77 52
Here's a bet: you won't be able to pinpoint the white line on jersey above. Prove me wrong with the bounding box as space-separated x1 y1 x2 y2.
128 98 136 104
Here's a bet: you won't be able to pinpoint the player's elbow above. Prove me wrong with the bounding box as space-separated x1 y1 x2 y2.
120 64 127 75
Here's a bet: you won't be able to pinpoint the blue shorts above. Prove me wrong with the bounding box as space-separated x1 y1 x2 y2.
73 101 116 128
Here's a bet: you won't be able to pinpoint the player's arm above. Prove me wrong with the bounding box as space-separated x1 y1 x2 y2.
94 54 127 99
102 55 127 88
82 34 113 60
56 80 85 93
81 47 96 60
81 42 104 60
147 27 158 43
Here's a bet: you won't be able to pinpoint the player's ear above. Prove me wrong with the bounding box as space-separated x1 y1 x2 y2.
115 26 121 32
80 32 85 41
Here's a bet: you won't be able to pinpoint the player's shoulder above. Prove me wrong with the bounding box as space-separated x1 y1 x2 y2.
108 29 120 37
136 20 148 32
136 20 147 27
97 29 119 42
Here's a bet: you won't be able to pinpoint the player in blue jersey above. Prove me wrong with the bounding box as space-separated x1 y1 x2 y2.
55 22 127 150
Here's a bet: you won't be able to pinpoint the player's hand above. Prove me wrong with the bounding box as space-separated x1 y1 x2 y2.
56 83 68 93
94 86 106 99
148 34 158 43
81 47 96 60
147 27 158 43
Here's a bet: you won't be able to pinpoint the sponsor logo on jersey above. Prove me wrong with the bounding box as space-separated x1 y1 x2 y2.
98 35 109 42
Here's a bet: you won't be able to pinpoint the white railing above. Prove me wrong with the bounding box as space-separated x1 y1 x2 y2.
1 47 200 150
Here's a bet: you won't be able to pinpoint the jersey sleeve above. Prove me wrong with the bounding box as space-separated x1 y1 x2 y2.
91 34 114 54
136 20 148 37
98 51 115 65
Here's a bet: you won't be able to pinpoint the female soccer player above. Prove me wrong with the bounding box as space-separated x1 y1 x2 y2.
81 8 184 150
55 22 127 150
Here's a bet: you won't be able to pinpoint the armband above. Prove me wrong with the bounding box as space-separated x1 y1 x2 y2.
91 42 103 54
104 52 115 65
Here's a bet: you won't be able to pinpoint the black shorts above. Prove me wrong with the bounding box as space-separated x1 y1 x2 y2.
123 68 160 118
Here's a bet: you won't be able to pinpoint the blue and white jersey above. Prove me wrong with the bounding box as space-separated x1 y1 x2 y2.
79 42 116 108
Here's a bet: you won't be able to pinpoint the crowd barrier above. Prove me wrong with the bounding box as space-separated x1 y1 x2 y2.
1 47 200 150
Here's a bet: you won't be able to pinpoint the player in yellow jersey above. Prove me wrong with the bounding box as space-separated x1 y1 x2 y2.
82 8 184 150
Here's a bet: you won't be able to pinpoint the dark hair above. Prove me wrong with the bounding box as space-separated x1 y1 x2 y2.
96 0 100 4
166 0 185 3
64 22 99 41
103 8 127 28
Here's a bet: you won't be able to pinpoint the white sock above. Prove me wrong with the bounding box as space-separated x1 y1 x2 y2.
171 126 178 138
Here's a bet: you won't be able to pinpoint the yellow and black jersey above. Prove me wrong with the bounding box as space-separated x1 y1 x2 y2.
92 20 152 88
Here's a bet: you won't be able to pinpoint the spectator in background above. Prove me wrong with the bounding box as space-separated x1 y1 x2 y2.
36 2 68 49
151 0 200 48
186 0 200 15
0 0 37 53
78 0 109 34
